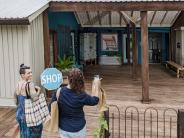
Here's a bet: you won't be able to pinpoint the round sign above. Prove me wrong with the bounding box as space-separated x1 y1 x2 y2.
40 68 63 90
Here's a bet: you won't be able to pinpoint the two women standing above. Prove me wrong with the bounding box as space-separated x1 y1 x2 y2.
15 64 99 138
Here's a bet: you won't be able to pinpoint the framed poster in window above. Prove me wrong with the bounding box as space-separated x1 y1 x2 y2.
101 34 118 51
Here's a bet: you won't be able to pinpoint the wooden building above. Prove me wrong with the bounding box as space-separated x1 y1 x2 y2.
1 0 184 106
0 0 49 106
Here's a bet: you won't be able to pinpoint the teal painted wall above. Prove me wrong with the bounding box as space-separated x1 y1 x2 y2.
136 28 170 64
48 12 79 58
80 27 170 64
48 12 78 30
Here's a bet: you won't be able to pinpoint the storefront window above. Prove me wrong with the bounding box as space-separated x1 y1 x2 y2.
101 34 118 51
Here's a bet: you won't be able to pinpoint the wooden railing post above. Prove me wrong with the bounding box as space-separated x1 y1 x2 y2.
177 109 184 138
104 109 110 138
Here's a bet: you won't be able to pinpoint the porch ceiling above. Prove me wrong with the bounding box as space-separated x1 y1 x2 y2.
75 11 180 27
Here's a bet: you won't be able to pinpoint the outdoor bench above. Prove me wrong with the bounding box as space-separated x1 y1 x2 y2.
165 61 184 78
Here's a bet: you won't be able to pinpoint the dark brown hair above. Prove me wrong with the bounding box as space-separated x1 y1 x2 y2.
19 64 30 75
68 68 85 92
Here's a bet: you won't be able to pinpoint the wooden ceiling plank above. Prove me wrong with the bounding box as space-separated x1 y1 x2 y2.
119 11 128 25
109 11 111 26
86 11 92 25
160 11 168 25
97 11 101 25
121 11 135 24
84 11 109 25
171 11 181 26
150 11 156 26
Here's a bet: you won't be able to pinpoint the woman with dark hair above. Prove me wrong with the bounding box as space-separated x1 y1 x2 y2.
15 64 43 138
51 68 99 138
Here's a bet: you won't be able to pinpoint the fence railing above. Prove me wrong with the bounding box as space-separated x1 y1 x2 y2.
103 105 178 138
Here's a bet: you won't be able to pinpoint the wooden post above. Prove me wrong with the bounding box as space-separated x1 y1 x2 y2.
141 11 150 103
77 30 81 65
132 24 137 80
178 109 184 138
127 24 130 64
43 9 50 68
170 28 175 61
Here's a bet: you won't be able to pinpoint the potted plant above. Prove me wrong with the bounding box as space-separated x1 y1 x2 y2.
56 55 74 76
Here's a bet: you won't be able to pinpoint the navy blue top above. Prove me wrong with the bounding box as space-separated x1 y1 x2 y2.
50 86 99 132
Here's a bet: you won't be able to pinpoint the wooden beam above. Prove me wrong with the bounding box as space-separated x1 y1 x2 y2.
97 11 101 25
170 28 175 61
74 12 82 26
49 2 184 11
84 11 109 25
132 24 137 80
127 24 130 64
131 11 134 17
120 12 122 26
86 11 92 25
169 29 172 61
172 11 184 28
121 11 135 24
141 11 150 103
171 11 181 26
160 11 168 25
43 10 50 68
150 11 156 26
118 11 128 25
136 11 154 23
109 11 111 26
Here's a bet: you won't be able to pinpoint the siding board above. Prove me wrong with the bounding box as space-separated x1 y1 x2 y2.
0 26 5 97
7 25 15 96
2 25 10 97
12 26 19 89
29 14 45 85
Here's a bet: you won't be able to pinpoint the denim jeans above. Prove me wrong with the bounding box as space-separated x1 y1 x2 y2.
59 125 86 138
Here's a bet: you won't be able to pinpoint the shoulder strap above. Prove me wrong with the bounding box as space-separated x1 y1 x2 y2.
25 82 31 99
56 87 62 101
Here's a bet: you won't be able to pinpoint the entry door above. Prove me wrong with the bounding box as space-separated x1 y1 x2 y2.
123 34 133 64
149 33 162 63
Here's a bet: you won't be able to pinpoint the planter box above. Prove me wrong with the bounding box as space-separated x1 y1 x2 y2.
99 55 121 65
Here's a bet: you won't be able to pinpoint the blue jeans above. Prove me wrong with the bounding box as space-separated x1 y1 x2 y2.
59 125 86 138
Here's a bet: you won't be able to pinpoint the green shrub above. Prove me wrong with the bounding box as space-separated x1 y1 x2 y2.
94 113 108 138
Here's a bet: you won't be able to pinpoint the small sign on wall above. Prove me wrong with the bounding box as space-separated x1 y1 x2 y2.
177 42 181 48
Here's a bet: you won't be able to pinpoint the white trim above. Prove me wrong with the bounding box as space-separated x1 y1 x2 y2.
82 24 127 27
82 24 170 27
0 98 16 107
28 4 49 23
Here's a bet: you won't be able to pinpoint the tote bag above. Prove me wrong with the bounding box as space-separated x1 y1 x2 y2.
92 77 108 112
24 82 50 127
44 87 61 133
44 101 59 133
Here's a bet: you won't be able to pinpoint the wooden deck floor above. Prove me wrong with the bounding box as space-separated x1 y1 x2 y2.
84 64 184 107
0 64 184 137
